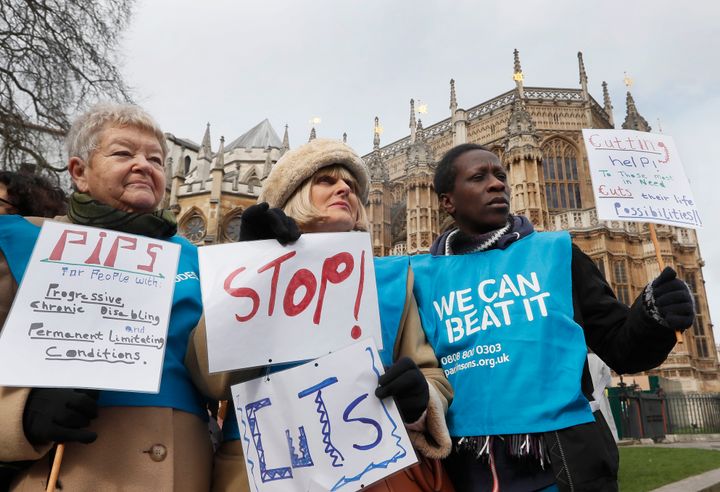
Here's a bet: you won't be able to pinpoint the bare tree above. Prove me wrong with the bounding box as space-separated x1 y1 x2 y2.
0 0 134 179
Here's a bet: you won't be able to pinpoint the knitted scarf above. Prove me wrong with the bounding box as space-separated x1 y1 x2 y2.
67 192 177 239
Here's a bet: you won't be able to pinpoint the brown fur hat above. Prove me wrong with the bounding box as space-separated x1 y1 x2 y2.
259 138 369 208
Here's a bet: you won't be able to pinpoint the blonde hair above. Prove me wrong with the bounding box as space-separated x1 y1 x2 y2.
283 165 369 232
66 103 167 162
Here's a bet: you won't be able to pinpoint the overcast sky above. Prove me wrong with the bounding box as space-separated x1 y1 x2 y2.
120 0 720 343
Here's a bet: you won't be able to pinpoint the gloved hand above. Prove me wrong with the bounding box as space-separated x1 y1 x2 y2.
375 357 429 423
651 267 695 331
239 202 301 245
23 388 99 445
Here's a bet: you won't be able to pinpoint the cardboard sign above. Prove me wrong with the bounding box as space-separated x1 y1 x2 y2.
0 221 179 393
582 129 702 228
199 232 381 372
231 339 417 492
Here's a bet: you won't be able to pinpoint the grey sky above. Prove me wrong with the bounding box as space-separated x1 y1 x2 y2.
121 0 720 342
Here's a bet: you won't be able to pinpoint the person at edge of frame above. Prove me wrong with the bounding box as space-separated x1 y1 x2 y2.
422 143 694 492
185 137 454 491
0 103 216 491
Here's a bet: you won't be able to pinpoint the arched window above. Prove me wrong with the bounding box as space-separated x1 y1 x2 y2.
224 214 243 242
184 155 191 175
542 139 581 210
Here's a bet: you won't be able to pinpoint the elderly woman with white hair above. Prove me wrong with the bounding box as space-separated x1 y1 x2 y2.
0 104 214 491
197 138 454 491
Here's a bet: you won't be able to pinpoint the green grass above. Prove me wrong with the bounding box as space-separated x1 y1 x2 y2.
619 447 720 491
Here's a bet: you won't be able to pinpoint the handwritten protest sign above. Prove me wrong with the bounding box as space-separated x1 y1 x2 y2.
199 232 381 372
231 339 417 492
0 221 179 393
582 129 702 228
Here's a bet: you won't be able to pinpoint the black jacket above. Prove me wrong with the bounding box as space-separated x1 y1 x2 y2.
433 222 676 492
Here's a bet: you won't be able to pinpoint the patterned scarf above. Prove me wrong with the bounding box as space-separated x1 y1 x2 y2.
67 192 177 239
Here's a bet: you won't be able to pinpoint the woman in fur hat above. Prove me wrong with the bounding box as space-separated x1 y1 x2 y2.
210 138 454 491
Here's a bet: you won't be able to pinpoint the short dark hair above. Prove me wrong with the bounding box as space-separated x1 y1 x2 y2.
433 143 489 196
0 171 67 216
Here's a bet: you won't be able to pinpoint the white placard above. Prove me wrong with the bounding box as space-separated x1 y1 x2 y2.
199 232 381 372
231 339 417 492
582 129 702 228
0 221 180 393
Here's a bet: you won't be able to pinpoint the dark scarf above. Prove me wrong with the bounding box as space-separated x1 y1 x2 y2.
67 192 177 239
429 215 534 256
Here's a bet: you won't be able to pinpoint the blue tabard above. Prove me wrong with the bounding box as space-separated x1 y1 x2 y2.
410 231 593 437
0 215 207 420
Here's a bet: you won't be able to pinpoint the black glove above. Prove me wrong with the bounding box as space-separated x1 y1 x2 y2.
375 357 429 423
239 202 301 245
651 267 695 331
23 388 99 445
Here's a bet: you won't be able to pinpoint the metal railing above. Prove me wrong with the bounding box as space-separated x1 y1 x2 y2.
664 393 720 434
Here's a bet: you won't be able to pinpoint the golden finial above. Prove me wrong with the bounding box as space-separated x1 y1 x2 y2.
416 100 428 114
513 72 524 82
623 72 634 88
308 116 322 126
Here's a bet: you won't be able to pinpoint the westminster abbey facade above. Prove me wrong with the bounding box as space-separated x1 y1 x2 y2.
164 50 718 392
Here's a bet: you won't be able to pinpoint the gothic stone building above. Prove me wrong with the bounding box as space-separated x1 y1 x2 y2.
166 50 718 392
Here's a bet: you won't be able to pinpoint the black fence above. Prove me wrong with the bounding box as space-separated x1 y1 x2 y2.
608 387 720 439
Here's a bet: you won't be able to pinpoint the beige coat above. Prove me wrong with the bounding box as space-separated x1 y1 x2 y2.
185 267 453 492
0 217 213 491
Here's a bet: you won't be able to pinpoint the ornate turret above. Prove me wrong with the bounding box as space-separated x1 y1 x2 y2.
622 91 651 132
343 132 347 144
308 127 316 142
578 51 588 97
409 98 417 143
513 49 524 98
210 136 225 203
602 81 615 127
449 78 457 114
450 79 467 146
504 96 547 230
365 116 390 256
213 136 225 170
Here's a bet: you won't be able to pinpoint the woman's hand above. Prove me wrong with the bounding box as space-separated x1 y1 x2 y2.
375 357 429 424
240 202 301 244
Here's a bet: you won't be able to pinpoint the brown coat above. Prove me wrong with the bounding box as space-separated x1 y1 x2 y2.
0 217 213 491
185 266 453 492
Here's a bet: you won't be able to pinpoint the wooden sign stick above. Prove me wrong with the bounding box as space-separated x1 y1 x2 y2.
46 443 64 492
648 223 684 344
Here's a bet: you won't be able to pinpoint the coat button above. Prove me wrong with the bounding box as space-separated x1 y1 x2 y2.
147 444 168 462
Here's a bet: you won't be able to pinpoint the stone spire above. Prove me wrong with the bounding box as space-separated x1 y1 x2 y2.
343 132 347 144
197 123 212 189
506 97 536 139
308 127 316 142
513 49 524 98
367 117 387 182
198 123 212 162
373 116 380 150
409 98 417 143
213 136 225 170
622 91 651 132
602 81 614 127
450 78 457 114
281 124 289 152
578 51 588 96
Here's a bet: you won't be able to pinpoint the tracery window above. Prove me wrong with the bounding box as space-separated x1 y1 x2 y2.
224 214 243 242
182 215 206 243
541 139 581 210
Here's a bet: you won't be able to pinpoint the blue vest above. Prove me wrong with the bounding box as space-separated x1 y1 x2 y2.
410 232 593 437
0 215 207 420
